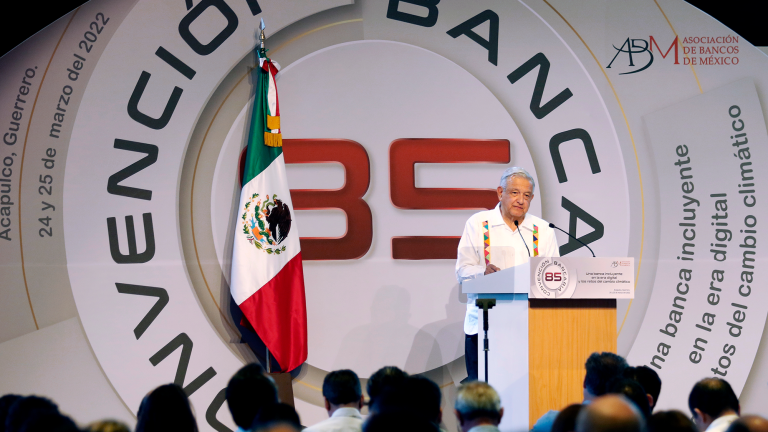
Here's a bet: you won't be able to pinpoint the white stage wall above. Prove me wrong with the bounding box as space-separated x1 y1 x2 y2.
1 1 767 430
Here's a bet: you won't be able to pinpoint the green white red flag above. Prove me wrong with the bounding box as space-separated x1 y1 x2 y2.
230 51 307 372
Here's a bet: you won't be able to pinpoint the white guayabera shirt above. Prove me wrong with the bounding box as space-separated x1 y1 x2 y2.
456 204 559 335
303 407 364 432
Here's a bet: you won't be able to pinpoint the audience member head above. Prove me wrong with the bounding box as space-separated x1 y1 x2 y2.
454 381 503 432
371 375 442 425
608 377 652 419
136 383 197 432
688 378 739 432
322 370 364 415
363 411 440 432
226 363 278 429
16 410 79 432
726 415 768 432
4 396 59 432
88 420 131 432
583 352 629 401
552 404 584 432
252 423 300 432
649 410 697 432
575 394 645 432
624 366 662 411
251 403 301 431
366 366 408 408
0 395 23 432
403 376 442 424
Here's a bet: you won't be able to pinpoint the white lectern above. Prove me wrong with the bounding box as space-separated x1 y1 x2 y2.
462 262 530 432
461 257 634 432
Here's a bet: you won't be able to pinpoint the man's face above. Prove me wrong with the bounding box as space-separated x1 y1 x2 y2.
497 176 534 222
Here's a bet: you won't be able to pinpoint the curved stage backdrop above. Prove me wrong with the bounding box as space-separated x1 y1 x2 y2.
0 0 766 430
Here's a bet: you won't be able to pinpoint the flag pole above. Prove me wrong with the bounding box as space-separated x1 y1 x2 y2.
259 17 271 375
259 18 266 58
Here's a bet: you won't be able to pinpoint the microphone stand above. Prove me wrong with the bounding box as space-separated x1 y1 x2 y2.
548 223 596 257
476 298 496 382
514 220 531 257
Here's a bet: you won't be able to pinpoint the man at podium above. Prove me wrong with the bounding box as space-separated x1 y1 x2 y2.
456 167 559 381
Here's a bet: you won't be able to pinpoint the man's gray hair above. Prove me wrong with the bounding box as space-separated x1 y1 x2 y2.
455 381 502 419
499 167 535 194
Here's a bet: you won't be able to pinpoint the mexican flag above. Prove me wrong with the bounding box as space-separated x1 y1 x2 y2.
230 53 307 372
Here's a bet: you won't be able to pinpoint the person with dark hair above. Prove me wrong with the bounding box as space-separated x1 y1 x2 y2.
583 352 629 399
726 415 768 432
454 381 503 432
607 378 651 419
363 411 440 432
4 396 59 432
17 410 80 432
402 376 442 425
551 404 583 432
688 378 739 432
366 366 408 409
624 366 662 411
226 363 279 432
0 395 23 432
370 376 442 426
304 369 363 432
649 410 698 432
575 395 645 432
136 384 198 432
532 352 629 432
252 403 302 431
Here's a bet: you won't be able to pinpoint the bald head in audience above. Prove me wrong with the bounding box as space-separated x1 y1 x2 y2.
576 394 646 432
727 416 768 432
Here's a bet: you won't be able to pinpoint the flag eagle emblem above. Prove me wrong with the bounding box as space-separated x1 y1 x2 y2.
241 193 292 254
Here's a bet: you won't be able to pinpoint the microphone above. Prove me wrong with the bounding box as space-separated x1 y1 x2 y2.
514 220 531 257
548 222 596 257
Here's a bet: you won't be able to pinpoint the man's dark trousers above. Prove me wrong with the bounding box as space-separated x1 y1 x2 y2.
465 333 478 381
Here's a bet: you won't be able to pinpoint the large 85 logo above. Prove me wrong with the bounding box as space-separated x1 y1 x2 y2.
241 138 510 260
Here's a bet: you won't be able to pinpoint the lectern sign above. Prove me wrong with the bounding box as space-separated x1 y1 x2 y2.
532 258 573 298
530 257 635 299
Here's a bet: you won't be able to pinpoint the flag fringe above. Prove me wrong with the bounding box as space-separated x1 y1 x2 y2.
264 132 283 147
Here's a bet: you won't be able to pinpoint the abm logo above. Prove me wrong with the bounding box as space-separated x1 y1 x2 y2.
606 36 679 74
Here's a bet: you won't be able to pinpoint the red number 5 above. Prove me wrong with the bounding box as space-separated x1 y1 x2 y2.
389 139 510 260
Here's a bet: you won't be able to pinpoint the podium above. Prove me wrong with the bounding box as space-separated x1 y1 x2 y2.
461 257 633 431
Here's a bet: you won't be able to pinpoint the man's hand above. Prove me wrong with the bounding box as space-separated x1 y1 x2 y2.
484 264 500 275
